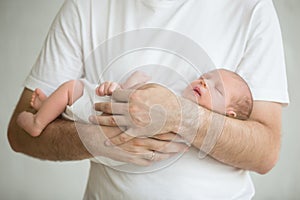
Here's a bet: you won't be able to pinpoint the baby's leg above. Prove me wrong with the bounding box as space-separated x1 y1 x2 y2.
16 111 42 137
17 80 84 137
31 88 47 110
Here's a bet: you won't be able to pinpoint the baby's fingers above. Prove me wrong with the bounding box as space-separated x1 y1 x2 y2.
108 82 120 95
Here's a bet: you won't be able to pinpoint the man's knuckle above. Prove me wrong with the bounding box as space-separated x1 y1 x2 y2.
154 143 164 152
129 105 138 113
130 92 137 100
133 146 141 153
126 145 138 153
132 139 143 146
119 134 128 143
133 116 142 123
133 118 147 127
109 117 116 125
130 91 141 101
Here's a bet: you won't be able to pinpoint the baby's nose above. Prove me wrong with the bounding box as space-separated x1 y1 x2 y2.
200 79 207 88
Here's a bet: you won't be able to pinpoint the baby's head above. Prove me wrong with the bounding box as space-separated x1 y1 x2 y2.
182 69 253 120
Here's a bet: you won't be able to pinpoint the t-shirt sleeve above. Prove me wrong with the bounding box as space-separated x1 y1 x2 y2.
236 0 289 104
24 0 83 96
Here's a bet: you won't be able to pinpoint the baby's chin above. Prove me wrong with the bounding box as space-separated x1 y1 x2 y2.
182 92 199 104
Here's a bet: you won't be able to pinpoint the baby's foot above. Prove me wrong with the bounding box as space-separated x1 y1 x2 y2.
17 111 43 137
31 88 47 110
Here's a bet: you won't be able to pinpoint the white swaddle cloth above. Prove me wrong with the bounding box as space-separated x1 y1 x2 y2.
62 79 125 166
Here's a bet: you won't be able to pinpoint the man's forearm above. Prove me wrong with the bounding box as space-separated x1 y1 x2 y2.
192 113 280 174
207 116 280 174
8 115 92 161
7 88 93 161
178 98 282 174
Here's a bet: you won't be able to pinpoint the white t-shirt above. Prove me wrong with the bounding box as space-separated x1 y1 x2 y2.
24 0 289 199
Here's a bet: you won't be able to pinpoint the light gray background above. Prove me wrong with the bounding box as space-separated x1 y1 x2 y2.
0 0 298 199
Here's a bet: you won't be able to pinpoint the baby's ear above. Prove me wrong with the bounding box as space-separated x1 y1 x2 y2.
226 110 237 118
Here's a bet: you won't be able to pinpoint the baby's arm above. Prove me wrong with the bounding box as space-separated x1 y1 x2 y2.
96 71 151 96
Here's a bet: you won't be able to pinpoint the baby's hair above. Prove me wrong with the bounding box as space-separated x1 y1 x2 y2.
223 70 253 120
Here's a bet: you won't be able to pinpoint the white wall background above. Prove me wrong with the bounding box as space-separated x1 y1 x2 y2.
0 0 298 199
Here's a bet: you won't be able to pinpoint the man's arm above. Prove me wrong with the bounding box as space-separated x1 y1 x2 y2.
93 84 283 174
7 88 92 160
179 98 282 174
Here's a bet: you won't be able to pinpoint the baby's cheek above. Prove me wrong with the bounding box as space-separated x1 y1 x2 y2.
199 93 212 110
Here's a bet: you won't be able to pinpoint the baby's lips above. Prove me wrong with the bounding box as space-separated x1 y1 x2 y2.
193 86 202 96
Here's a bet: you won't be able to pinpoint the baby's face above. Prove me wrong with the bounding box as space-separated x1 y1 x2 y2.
182 69 239 114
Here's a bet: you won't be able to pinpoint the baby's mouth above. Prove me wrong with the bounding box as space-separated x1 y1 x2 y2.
193 87 201 96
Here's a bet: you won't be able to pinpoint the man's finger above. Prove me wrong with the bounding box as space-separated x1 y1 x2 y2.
147 151 175 162
94 102 128 114
106 132 134 146
89 115 131 127
112 89 133 102
143 139 189 154
151 133 186 143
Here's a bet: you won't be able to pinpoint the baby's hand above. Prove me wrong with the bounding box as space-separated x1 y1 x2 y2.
96 81 121 96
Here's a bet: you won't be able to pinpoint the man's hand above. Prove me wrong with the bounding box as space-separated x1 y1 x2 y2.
91 83 183 142
103 130 190 164
76 124 188 166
